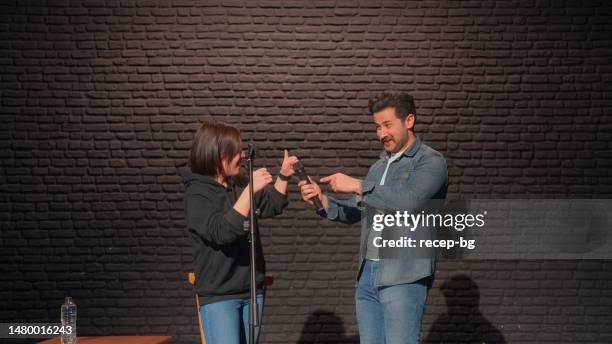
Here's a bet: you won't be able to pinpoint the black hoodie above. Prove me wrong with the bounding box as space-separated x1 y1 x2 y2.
182 170 288 305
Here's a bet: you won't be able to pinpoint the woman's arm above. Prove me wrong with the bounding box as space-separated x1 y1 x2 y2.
256 149 298 218
233 168 273 217
185 193 248 245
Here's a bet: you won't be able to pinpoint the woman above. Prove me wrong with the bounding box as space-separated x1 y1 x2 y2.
183 121 297 344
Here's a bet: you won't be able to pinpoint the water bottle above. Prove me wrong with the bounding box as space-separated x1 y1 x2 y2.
61 297 77 344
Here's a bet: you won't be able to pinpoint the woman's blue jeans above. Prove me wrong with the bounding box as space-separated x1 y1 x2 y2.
200 294 264 344
356 260 429 344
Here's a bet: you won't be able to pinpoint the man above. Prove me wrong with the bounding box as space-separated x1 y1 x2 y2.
299 93 448 344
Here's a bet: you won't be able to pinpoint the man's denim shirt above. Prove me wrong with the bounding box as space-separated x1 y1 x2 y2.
326 137 448 287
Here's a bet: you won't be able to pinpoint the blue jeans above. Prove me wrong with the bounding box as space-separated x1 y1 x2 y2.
356 260 429 344
200 294 264 344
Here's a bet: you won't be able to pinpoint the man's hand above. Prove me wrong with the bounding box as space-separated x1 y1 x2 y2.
320 173 361 194
298 178 328 210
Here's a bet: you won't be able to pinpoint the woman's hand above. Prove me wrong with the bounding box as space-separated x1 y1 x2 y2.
279 149 299 178
252 168 273 193
234 168 273 217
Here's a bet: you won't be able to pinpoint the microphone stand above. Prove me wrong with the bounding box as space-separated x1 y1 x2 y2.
246 144 258 344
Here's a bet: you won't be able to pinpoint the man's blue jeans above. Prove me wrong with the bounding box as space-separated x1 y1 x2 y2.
356 260 429 344
200 294 264 344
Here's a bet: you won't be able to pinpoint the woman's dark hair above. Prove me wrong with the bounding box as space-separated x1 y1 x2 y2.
189 122 242 177
368 92 417 121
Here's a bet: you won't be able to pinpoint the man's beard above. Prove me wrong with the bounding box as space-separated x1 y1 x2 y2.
383 132 409 154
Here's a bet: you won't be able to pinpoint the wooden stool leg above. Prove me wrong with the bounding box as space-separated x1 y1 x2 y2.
189 272 206 344
196 295 206 344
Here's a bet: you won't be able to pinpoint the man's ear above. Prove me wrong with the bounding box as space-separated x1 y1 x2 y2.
404 113 415 130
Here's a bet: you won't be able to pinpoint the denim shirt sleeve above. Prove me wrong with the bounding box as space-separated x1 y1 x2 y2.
326 195 362 224
360 151 447 212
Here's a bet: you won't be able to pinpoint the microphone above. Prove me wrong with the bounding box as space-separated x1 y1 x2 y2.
293 161 327 217
246 142 255 161
241 140 256 167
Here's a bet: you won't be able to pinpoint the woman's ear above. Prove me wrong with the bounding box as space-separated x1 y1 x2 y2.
218 158 229 178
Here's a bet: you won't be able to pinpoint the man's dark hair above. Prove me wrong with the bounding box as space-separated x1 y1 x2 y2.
189 121 242 177
368 92 417 121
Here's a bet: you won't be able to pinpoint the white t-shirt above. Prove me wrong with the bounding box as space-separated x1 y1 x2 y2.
380 148 407 186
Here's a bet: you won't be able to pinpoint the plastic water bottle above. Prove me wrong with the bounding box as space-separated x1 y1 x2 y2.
61 297 77 344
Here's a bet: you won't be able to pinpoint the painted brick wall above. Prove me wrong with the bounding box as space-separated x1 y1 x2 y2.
1 1 611 343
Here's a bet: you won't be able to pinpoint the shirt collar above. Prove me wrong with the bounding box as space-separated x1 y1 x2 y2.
379 136 422 160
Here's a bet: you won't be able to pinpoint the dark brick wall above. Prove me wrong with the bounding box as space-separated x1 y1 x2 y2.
1 1 611 343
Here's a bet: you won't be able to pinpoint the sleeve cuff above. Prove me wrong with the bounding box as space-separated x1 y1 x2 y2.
358 180 376 207
361 180 376 194
326 197 340 220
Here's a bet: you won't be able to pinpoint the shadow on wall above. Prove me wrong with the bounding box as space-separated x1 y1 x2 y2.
298 309 358 344
425 274 506 344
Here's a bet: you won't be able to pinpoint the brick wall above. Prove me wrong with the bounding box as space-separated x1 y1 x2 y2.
1 1 611 343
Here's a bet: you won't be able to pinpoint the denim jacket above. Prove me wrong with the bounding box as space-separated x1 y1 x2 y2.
326 137 448 287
